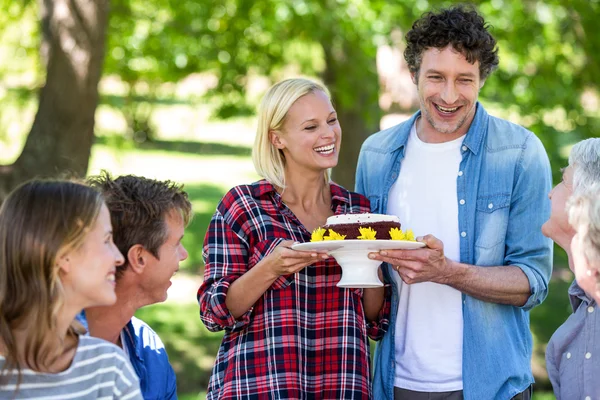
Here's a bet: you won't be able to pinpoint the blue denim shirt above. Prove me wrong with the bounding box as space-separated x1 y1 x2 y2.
77 312 178 400
355 103 553 400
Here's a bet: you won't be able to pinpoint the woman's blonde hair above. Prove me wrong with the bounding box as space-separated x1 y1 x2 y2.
252 78 332 189
0 180 103 387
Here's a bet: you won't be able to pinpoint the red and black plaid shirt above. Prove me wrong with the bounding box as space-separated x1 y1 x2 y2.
198 180 391 399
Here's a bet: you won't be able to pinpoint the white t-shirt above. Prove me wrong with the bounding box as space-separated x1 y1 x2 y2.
387 121 464 392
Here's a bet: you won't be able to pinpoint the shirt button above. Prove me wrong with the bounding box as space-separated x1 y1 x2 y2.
586 352 592 359
588 306 595 313
461 232 467 238
461 145 467 151
566 352 572 359
459 199 465 205
458 171 463 176
585 396 591 400
488 203 493 209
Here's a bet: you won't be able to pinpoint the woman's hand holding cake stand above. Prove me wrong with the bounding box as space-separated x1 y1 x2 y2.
261 240 330 279
297 213 425 288
225 240 330 318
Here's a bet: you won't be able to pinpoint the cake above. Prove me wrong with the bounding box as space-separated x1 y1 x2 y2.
311 213 415 242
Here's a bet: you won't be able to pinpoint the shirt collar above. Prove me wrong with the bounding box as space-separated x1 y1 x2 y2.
568 279 596 311
251 179 351 208
388 102 488 155
122 319 143 361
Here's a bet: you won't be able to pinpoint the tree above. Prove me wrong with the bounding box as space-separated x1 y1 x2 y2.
2 0 599 197
103 0 396 189
0 0 109 200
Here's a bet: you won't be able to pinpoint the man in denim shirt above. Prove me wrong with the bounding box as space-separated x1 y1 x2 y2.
356 6 552 400
82 172 192 399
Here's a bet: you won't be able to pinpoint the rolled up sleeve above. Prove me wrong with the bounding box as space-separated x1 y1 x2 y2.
366 283 392 340
505 133 553 311
197 208 254 332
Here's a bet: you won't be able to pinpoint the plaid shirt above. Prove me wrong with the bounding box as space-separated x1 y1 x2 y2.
198 180 391 399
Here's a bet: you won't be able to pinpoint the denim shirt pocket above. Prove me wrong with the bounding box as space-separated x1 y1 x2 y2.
249 238 295 290
474 193 511 250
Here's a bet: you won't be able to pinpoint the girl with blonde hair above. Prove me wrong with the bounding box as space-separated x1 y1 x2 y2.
0 180 142 399
199 78 390 399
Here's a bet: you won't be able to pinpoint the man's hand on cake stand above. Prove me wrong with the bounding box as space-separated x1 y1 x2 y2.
368 234 457 285
262 240 330 279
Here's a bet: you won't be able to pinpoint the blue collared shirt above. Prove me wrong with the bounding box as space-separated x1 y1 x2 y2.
355 103 553 400
77 312 178 400
546 281 600 400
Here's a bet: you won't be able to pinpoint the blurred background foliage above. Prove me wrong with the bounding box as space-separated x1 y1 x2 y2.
1 0 598 398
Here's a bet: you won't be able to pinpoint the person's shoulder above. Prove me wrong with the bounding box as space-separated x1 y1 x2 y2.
330 182 369 209
77 335 129 362
128 316 168 356
221 180 274 204
486 114 542 150
362 117 414 153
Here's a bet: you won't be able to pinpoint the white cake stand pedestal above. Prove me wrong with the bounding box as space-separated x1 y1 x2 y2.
291 239 425 289
328 249 384 288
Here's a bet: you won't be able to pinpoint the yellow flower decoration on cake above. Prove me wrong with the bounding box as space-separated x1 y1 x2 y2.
357 227 377 240
310 227 326 242
389 227 417 241
389 227 405 241
324 229 346 241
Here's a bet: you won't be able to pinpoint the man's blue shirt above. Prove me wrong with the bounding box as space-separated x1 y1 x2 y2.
355 103 553 400
77 312 178 400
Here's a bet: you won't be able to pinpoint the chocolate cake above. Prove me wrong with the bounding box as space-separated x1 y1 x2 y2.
322 213 401 240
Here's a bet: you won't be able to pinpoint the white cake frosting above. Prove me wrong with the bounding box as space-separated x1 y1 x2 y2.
325 213 400 225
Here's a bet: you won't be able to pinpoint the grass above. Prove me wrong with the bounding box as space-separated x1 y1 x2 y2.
89 139 260 273
135 303 223 395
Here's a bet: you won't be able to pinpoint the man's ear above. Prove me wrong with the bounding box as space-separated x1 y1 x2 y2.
127 244 147 274
410 72 418 85
479 78 486 89
269 130 285 150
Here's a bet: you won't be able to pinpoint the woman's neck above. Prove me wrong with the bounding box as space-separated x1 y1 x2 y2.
8 309 79 372
280 171 329 210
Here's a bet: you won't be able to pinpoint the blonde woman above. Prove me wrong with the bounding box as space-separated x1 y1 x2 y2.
0 180 142 399
569 184 600 303
198 78 390 399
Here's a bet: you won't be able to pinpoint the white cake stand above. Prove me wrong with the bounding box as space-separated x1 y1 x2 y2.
292 240 425 289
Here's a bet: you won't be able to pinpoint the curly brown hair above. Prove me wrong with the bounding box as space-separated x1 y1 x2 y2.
87 171 192 280
404 5 499 81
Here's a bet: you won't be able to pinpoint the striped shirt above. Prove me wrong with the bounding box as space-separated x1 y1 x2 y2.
198 180 391 399
0 335 142 399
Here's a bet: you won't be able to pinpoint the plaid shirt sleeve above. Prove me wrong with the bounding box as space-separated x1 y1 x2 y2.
366 283 392 340
198 190 254 333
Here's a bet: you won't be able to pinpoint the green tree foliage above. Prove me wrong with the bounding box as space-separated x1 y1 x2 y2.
1 0 599 189
93 0 600 186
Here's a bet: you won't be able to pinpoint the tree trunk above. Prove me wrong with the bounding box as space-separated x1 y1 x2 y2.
0 0 109 201
322 40 381 192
